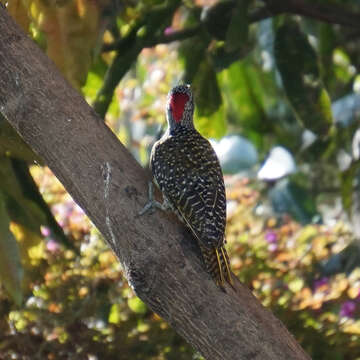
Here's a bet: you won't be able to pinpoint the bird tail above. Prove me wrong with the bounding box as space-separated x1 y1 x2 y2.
199 244 233 289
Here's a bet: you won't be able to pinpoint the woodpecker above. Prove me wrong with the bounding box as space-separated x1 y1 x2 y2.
142 84 233 288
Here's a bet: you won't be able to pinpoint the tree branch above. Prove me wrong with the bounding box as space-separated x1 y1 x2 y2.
101 6 278 54
103 0 360 55
102 24 202 53
0 8 310 360
263 0 360 28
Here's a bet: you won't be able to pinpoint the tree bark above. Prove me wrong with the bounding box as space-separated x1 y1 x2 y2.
0 8 310 360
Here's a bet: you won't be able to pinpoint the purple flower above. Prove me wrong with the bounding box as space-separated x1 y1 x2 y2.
164 27 174 36
313 277 329 291
268 243 278 252
339 300 356 318
40 225 51 237
265 231 278 244
53 202 73 218
46 239 60 253
74 203 85 215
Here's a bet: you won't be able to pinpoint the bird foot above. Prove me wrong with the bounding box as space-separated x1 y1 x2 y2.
138 199 164 215
139 182 169 215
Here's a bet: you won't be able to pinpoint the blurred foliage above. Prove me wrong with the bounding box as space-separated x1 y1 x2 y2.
2 0 360 358
274 21 334 137
7 0 105 90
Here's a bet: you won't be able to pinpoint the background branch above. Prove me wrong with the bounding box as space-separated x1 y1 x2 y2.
263 0 360 28
103 0 360 55
0 8 310 360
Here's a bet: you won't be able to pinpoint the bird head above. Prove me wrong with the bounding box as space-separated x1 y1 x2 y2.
166 84 194 131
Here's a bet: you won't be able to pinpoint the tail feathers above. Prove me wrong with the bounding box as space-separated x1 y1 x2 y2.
199 244 233 289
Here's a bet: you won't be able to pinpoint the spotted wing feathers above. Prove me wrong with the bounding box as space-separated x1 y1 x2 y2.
151 127 226 249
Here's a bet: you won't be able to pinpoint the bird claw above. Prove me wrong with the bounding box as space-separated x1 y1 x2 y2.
138 199 164 215
138 201 155 216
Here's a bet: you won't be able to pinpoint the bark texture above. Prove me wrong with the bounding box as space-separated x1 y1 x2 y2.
0 8 310 360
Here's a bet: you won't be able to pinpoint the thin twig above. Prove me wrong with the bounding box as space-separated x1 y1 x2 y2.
102 6 279 53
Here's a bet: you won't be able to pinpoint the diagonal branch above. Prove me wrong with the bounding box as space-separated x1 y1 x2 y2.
101 6 278 54
0 8 310 360
101 24 202 53
93 1 181 118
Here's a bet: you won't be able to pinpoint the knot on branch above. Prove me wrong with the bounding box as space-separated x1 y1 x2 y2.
126 261 152 296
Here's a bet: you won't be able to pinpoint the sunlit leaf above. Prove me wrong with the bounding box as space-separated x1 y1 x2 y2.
195 105 226 140
333 48 355 84
137 319 150 332
343 321 360 335
10 222 45 268
288 278 304 293
82 59 108 103
109 303 122 324
128 297 147 314
8 310 27 331
219 59 274 141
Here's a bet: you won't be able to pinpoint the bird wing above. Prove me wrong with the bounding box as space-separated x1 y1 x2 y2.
152 130 226 249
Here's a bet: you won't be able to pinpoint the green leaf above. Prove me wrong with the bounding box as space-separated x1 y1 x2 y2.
0 158 46 235
341 160 360 216
0 158 71 252
128 297 147 314
219 60 270 135
225 0 249 52
108 303 122 324
193 59 222 117
210 43 252 71
195 105 226 140
318 23 336 88
0 116 42 163
178 6 210 82
82 58 108 103
333 48 354 84
288 278 304 293
202 0 235 40
274 21 334 137
179 34 210 83
0 190 23 306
